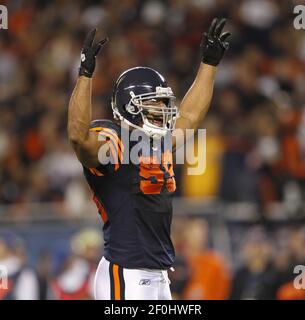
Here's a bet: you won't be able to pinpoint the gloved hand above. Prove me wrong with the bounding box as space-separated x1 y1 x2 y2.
201 18 231 66
79 29 108 78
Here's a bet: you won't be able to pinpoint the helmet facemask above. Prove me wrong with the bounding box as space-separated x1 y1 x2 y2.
124 86 178 139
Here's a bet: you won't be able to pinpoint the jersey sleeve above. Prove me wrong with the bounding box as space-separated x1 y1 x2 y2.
87 119 124 176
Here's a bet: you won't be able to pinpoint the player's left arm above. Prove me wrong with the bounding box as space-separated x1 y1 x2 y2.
173 18 231 147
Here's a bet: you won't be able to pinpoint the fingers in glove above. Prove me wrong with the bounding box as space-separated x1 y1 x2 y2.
223 41 230 50
215 18 226 38
220 31 231 42
83 28 96 48
93 37 109 56
207 18 218 38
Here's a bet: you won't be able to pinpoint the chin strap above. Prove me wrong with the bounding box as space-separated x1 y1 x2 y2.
142 123 167 140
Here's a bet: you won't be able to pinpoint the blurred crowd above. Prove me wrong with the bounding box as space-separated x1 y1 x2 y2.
172 218 305 300
1 221 305 300
0 228 101 299
1 0 305 300
1 0 305 215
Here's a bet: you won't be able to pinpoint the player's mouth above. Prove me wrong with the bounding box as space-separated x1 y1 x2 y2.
147 114 163 127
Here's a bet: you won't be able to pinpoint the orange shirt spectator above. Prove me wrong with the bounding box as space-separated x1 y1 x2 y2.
183 250 231 300
181 218 231 300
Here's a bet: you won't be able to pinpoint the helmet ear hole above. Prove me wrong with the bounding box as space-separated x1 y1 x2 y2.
124 103 133 113
122 104 142 124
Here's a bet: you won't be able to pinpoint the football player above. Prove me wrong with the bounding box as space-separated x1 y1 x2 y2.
68 18 230 300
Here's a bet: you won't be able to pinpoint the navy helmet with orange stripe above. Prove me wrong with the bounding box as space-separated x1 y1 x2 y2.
111 67 178 140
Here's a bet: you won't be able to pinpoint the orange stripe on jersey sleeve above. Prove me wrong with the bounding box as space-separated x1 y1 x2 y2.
89 127 102 132
89 127 106 173
90 126 124 154
89 126 123 172
99 132 122 164
99 128 123 156
89 167 104 176
101 127 125 153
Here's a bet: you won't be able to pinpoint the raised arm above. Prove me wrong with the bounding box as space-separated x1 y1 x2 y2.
175 18 231 133
68 29 108 168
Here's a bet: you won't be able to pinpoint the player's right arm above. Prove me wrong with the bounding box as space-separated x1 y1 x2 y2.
172 18 230 151
68 29 108 168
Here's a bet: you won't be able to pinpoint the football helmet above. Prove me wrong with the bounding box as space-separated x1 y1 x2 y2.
111 67 178 139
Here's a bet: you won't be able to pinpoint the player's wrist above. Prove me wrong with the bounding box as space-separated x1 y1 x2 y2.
201 56 220 66
79 67 93 78
200 62 218 72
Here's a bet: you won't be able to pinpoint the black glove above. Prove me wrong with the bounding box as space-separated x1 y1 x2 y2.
201 18 231 66
79 29 108 78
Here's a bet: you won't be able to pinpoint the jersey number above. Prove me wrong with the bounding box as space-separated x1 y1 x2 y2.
139 150 176 194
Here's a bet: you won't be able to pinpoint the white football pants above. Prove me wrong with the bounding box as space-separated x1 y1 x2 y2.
94 257 172 300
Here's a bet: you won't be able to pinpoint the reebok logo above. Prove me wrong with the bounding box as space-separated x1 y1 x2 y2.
139 279 151 286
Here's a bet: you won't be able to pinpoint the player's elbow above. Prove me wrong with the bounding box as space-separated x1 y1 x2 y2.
68 137 98 168
67 123 87 149
68 133 92 163
177 112 198 130
68 133 84 150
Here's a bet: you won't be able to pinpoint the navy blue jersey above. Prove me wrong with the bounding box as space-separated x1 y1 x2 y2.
83 119 176 269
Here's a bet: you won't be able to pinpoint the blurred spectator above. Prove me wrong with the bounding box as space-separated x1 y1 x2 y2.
36 250 52 300
0 233 39 300
182 218 231 300
230 226 279 299
275 227 305 300
169 217 191 299
49 228 102 300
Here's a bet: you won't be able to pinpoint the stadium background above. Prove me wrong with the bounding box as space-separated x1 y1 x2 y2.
1 0 305 299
